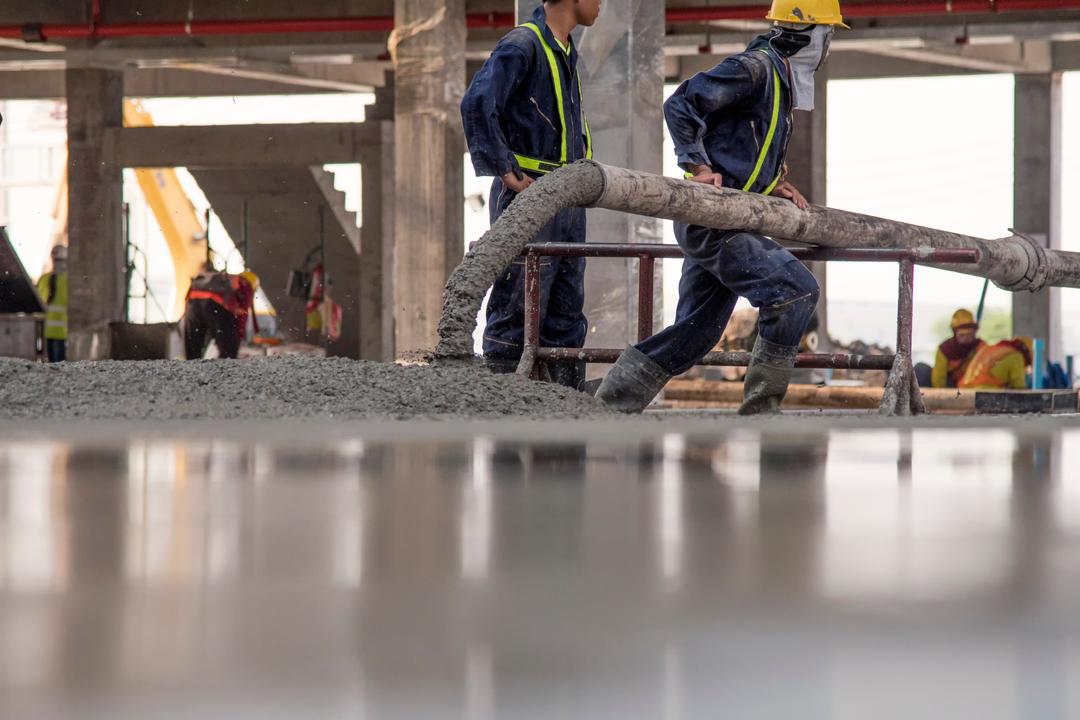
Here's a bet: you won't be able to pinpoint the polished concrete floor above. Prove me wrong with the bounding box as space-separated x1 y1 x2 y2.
2 420 1079 718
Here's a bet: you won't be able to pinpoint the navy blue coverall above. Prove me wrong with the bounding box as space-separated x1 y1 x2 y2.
461 6 591 364
636 40 820 375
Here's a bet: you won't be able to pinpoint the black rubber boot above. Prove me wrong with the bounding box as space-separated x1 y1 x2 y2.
546 359 586 392
485 355 520 375
738 336 797 416
595 346 671 414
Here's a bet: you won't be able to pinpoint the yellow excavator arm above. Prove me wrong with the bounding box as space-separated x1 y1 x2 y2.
48 100 210 321
122 100 210 320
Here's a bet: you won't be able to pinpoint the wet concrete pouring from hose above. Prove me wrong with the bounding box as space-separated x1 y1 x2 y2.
437 161 605 358
0 357 609 421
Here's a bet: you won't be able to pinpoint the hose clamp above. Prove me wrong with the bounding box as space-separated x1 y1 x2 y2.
995 229 1049 293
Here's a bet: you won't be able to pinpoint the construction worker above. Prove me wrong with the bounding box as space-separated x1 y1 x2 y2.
183 263 257 360
36 244 68 363
958 337 1032 390
460 0 602 390
924 309 986 389
234 270 261 341
596 0 845 414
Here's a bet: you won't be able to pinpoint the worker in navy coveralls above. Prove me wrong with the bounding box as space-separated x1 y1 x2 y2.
596 0 848 415
461 0 602 390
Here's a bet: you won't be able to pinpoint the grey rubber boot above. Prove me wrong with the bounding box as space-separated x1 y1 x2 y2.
595 346 671 414
738 335 798 416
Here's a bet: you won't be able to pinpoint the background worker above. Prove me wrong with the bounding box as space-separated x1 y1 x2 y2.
596 0 845 415
919 308 985 388
460 0 602 390
958 337 1032 390
183 262 257 360
35 244 68 363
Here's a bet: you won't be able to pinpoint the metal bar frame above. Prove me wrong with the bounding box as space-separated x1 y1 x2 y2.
517 242 980 415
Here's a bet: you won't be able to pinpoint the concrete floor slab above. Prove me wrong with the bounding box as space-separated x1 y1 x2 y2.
1 420 1079 718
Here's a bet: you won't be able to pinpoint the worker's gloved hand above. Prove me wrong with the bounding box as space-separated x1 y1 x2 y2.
687 165 724 188
501 169 534 194
770 180 809 210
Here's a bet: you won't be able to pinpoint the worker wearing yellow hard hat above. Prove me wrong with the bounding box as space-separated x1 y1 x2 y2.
596 2 848 415
923 308 986 388
766 0 850 28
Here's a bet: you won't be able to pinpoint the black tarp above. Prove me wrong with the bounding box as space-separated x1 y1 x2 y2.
0 228 44 314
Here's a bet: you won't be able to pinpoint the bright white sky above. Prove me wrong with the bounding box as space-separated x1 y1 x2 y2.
2 73 1078 356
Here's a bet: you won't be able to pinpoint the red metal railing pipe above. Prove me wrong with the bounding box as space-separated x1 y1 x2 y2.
2 2 1078 42
668 0 1080 23
0 12 514 41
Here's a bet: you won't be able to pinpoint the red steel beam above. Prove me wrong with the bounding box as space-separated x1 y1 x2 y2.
3 2 1079 42
667 0 1080 23
0 12 513 41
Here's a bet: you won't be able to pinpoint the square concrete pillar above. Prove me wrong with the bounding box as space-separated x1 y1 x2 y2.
359 120 396 362
518 0 666 355
1012 72 1063 361
66 67 124 360
391 0 466 357
784 70 829 347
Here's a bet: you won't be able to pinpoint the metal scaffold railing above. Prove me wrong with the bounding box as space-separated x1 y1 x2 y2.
437 161 1080 415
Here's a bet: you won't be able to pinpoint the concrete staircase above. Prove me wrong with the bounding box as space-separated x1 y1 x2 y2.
191 166 361 358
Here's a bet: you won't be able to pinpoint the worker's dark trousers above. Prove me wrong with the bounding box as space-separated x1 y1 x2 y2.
636 224 819 375
45 339 66 363
482 177 588 362
184 299 241 360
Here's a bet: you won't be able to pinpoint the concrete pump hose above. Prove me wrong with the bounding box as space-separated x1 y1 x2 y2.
437 161 1080 359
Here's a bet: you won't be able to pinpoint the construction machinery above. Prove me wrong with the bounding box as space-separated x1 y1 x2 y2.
47 100 210 321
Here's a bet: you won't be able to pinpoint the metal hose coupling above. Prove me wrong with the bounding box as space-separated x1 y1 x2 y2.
995 229 1050 293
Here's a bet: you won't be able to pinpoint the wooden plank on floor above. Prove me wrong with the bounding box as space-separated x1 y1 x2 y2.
974 390 1079 414
663 379 976 413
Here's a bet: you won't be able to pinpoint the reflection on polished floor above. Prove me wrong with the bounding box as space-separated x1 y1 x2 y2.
2 425 1079 718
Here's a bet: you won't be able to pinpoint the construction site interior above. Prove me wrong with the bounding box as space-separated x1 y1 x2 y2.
2 1 1080 717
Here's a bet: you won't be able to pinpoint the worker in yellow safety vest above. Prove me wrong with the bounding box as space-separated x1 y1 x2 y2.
929 309 986 388
36 244 69 363
596 0 846 414
460 0 602 391
958 338 1032 390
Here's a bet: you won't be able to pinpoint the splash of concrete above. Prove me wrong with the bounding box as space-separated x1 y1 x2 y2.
436 160 606 358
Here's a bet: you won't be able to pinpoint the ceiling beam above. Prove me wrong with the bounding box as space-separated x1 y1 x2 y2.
104 122 381 168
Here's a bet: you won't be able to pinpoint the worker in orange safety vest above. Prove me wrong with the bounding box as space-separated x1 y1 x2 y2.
183 262 258 359
958 337 1032 390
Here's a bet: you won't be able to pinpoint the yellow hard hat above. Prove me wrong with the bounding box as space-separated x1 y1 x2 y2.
240 270 260 290
766 0 850 28
950 309 977 330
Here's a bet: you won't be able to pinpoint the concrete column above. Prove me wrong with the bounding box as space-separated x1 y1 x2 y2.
784 69 829 347
391 0 466 357
66 67 124 360
1012 72 1063 361
359 119 396 362
576 0 666 356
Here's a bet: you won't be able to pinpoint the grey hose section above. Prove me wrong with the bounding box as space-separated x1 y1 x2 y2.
595 164 1080 291
436 161 606 358
437 161 1080 359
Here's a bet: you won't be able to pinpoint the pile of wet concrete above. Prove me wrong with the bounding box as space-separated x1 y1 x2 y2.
0 356 609 421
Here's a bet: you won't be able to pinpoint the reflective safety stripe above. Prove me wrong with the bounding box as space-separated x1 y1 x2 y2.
680 52 783 195
44 305 67 339
513 154 565 174
743 51 782 194
513 22 592 174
